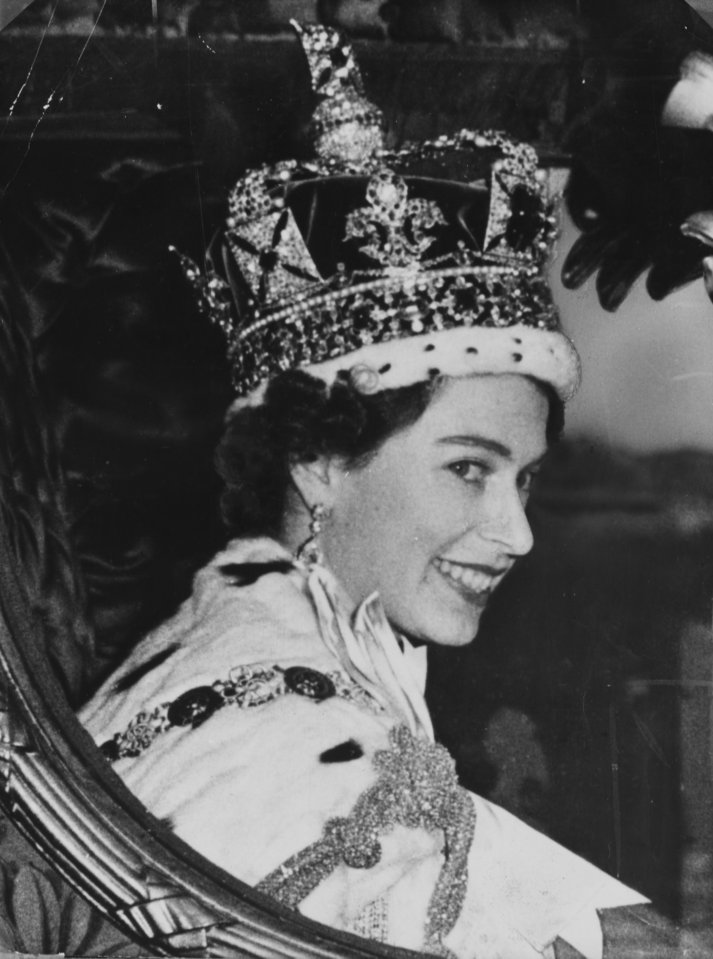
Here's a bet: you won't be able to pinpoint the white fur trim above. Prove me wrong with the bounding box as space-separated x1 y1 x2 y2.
229 324 581 412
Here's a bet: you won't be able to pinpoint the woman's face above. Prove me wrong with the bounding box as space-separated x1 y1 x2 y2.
319 374 550 646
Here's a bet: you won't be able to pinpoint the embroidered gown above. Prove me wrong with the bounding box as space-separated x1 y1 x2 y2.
81 538 650 959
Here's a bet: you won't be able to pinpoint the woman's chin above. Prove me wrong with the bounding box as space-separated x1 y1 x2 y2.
392 601 484 648
426 619 482 647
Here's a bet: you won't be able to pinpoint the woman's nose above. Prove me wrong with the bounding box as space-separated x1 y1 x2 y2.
477 486 534 558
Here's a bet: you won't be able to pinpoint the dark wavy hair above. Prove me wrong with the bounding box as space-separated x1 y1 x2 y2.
216 369 564 538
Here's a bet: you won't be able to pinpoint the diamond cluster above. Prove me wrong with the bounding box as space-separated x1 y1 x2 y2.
256 724 476 955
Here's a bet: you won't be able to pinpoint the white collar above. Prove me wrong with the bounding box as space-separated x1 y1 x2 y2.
401 639 428 696
217 538 433 737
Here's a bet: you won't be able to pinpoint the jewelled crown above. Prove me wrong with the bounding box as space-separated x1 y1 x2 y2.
178 23 580 405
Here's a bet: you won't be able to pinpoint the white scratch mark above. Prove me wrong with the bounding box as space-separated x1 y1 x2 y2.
2 0 58 134
71 0 111 70
2 83 61 198
198 33 217 54
2 0 111 197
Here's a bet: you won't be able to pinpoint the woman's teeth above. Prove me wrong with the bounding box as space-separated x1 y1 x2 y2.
435 558 500 593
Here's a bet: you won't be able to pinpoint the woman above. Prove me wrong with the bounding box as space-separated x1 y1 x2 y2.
81 24 679 958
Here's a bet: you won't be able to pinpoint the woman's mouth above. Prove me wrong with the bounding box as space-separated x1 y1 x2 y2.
433 557 508 600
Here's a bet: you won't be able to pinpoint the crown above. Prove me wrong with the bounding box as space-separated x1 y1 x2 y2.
178 24 580 405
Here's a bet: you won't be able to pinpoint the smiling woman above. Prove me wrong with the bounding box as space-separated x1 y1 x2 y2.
75 21 689 959
281 373 550 648
81 365 641 955
214 368 561 651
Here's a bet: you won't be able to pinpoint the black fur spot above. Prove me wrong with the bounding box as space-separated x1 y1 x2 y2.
319 740 364 763
99 739 119 761
219 561 294 586
114 645 178 693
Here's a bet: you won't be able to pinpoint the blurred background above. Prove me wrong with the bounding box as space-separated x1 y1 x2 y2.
2 0 713 948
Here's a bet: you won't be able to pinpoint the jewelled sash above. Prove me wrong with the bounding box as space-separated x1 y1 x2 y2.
256 724 475 957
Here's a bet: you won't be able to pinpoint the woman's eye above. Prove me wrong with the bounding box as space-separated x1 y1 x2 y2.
448 461 488 484
518 469 539 496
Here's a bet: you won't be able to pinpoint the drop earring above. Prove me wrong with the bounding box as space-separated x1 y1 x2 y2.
296 503 330 567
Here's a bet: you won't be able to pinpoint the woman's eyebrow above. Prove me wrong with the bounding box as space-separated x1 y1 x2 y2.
436 435 512 458
438 435 549 469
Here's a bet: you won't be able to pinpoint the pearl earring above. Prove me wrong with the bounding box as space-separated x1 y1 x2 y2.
296 503 330 567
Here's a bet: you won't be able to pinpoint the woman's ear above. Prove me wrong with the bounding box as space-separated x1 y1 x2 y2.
289 456 344 513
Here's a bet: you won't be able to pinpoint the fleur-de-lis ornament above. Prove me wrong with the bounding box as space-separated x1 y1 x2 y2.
345 171 447 271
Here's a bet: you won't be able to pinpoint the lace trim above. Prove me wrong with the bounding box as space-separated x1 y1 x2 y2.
256 724 475 956
99 663 382 762
349 897 389 942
